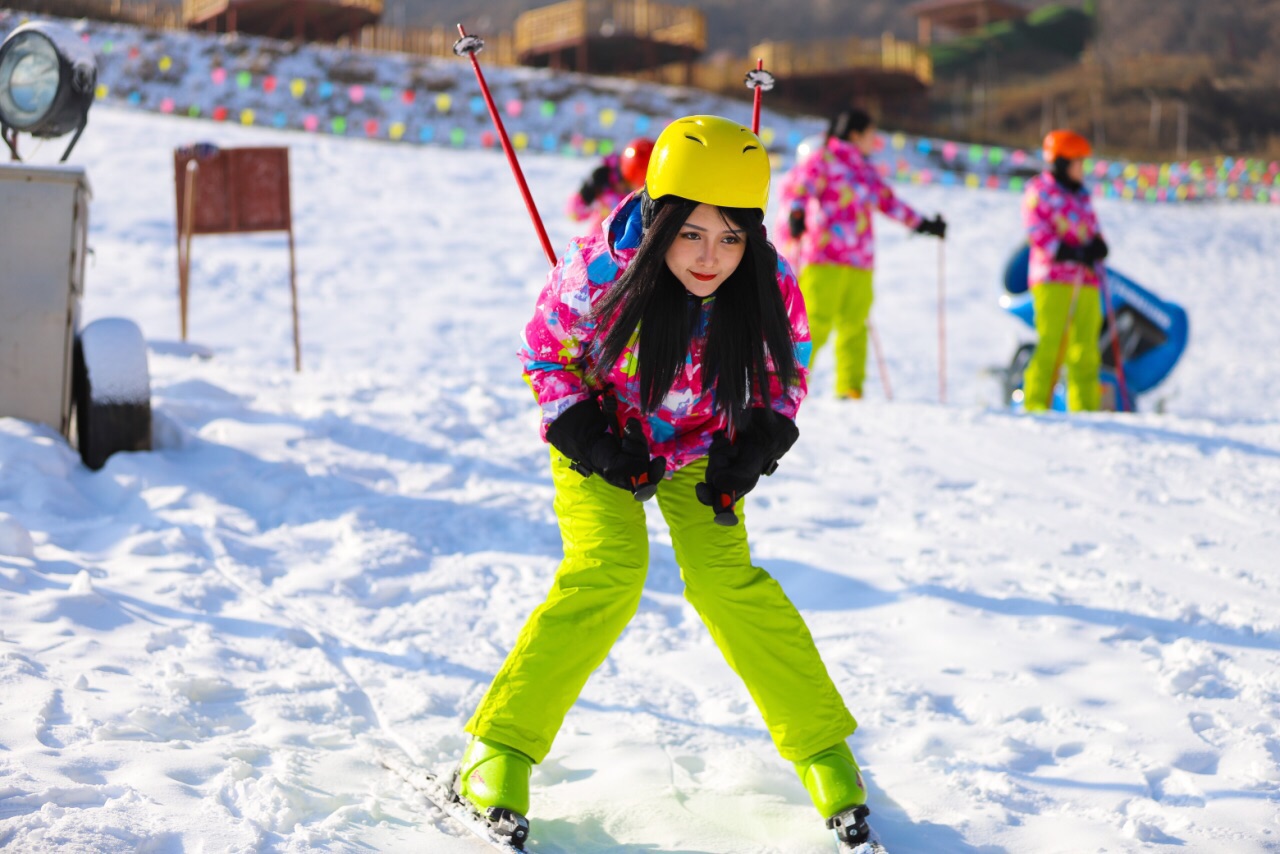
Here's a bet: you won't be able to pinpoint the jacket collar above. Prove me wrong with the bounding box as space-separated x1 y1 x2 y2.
1045 169 1086 196
603 191 645 263
827 135 868 165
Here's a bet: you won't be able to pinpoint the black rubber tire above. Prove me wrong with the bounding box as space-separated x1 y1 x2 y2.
73 322 152 471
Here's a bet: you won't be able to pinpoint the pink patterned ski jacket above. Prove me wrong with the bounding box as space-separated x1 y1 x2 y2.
521 193 812 474
1022 172 1103 289
776 136 923 271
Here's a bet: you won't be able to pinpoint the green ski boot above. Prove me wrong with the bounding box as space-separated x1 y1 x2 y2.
455 736 533 814
794 742 882 850
453 737 533 849
794 742 865 818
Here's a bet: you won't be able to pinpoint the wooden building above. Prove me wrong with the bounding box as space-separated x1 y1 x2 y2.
182 0 382 41
907 0 1028 45
662 34 933 126
515 0 705 79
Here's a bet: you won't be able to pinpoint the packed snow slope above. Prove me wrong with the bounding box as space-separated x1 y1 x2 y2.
2 106 1279 853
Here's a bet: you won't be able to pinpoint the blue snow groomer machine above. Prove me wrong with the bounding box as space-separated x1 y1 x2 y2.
998 245 1188 412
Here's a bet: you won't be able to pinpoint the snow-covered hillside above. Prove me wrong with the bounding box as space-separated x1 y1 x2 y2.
1 105 1278 853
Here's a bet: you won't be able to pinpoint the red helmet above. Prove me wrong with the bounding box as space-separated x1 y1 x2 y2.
619 137 655 189
1043 129 1092 162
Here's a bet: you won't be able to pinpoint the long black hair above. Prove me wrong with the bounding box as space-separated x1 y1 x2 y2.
828 106 873 141
585 195 799 429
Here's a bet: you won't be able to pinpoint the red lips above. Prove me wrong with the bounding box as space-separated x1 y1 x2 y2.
691 272 717 282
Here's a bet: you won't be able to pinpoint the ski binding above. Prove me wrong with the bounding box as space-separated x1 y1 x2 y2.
830 804 889 853
383 753 530 851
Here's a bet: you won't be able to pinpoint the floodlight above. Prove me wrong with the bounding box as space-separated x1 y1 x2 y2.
0 21 96 161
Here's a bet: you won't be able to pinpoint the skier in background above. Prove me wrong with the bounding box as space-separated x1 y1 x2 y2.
1021 129 1109 412
454 115 882 852
566 137 653 231
777 107 946 399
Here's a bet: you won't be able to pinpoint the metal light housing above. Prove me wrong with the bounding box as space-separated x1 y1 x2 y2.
0 21 96 160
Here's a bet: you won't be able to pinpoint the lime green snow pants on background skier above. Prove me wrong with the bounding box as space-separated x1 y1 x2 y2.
798 264 875 397
465 449 858 765
1022 282 1103 412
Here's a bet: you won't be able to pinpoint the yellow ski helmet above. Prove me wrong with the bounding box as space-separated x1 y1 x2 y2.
644 115 771 215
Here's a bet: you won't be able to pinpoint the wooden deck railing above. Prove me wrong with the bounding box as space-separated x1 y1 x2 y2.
753 34 933 85
2 0 180 29
639 33 932 92
349 25 516 64
515 0 706 54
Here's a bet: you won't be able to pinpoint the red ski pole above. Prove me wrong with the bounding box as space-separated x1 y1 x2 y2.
1097 264 1133 412
454 26 557 268
868 320 894 401
744 60 775 135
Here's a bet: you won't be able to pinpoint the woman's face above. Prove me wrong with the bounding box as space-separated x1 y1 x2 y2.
1066 158 1085 182
664 203 747 298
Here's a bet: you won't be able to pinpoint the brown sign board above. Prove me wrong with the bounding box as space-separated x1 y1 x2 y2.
172 144 302 371
173 146 293 235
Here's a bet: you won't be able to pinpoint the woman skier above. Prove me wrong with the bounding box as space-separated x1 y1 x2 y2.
777 107 946 399
1021 129 1109 412
566 136 654 231
454 115 881 851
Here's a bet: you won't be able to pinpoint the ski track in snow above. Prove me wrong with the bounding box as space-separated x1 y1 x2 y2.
1 106 1278 853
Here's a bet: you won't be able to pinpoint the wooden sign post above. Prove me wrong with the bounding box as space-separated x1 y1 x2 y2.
173 144 302 371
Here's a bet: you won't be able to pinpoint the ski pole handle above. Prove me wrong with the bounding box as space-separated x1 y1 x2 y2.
615 411 663 502
454 25 558 268
695 482 739 526
744 60 775 136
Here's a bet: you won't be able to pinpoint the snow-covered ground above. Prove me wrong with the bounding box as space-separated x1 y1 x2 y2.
2 105 1279 853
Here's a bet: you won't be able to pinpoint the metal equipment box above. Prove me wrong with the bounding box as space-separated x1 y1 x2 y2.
0 163 91 439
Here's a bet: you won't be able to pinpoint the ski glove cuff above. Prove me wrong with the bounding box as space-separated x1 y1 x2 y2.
788 208 806 239
546 399 665 500
915 215 947 239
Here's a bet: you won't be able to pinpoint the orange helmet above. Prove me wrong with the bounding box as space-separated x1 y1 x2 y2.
1043 130 1091 162
619 137 655 189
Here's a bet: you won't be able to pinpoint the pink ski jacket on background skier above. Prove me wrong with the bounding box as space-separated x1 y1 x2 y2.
1022 171 1103 289
776 136 923 271
521 193 812 474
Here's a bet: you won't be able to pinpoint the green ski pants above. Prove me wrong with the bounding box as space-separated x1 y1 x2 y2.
1023 282 1103 412
798 264 875 396
465 449 857 764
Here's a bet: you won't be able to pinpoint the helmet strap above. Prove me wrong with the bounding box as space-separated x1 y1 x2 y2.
640 189 658 231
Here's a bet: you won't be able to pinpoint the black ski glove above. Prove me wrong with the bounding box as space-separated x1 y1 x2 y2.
915 215 947 239
787 208 806 239
695 409 799 526
1083 235 1108 264
1053 241 1088 263
546 399 665 500
578 165 612 206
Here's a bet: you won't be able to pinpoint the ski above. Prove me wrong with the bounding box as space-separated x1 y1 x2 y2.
382 753 531 852
835 840 889 854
